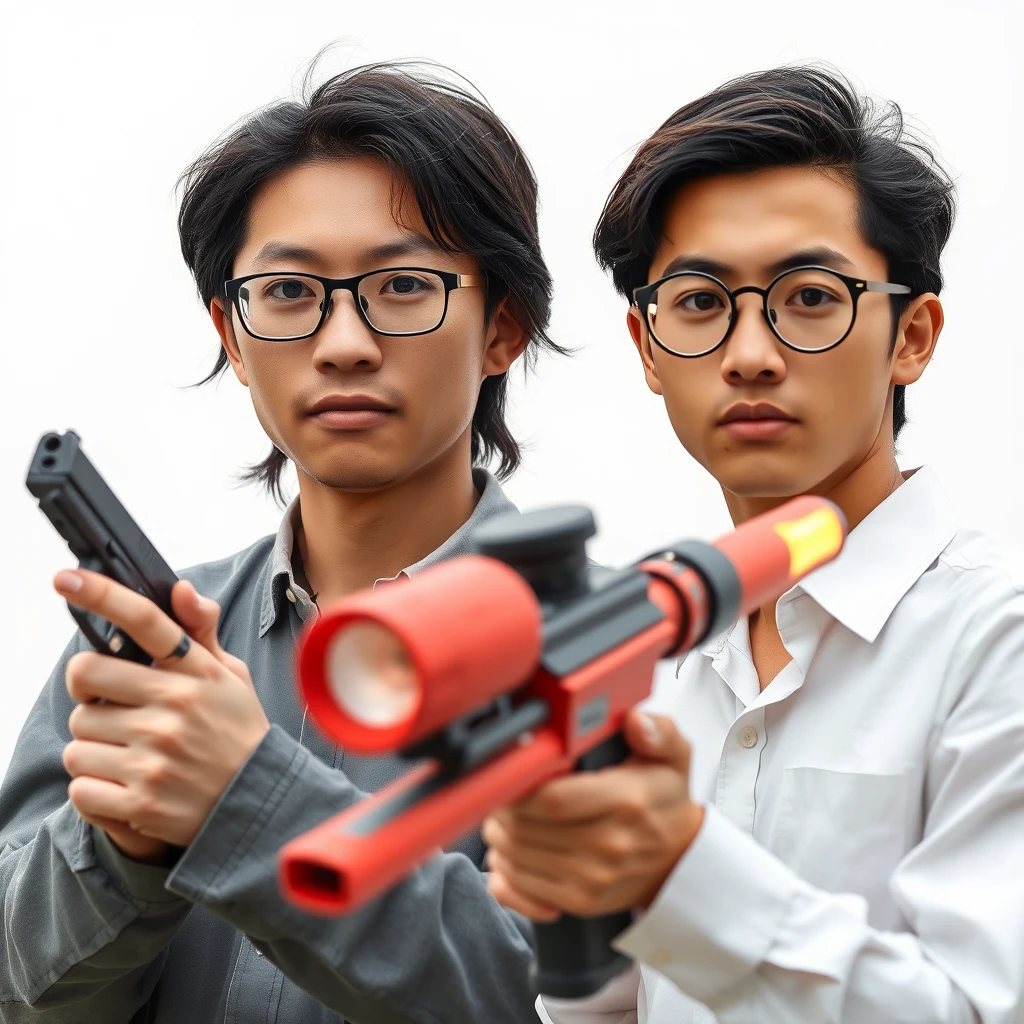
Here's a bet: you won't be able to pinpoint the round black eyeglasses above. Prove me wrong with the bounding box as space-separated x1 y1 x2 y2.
632 265 912 357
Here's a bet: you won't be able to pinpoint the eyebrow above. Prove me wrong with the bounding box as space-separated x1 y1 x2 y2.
251 234 449 270
658 245 857 281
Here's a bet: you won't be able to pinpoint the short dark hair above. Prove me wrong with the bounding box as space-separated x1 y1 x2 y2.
593 66 956 441
178 60 559 503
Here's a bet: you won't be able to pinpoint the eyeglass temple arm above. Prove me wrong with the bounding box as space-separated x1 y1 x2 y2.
456 274 485 288
863 281 913 295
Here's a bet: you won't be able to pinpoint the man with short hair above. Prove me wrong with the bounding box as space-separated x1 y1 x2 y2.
0 62 557 1023
485 68 1024 1023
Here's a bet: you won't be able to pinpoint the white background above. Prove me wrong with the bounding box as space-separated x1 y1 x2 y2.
1 0 1020 776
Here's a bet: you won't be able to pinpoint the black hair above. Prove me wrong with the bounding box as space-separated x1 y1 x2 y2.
178 60 559 503
593 66 956 441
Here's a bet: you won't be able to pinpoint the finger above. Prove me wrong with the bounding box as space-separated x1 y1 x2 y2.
55 569 217 673
74 809 133 834
484 820 565 879
483 812 578 858
513 764 667 825
73 813 170 862
485 848 581 916
73 806 141 841
510 774 615 825
623 710 691 771
62 739 133 782
67 774 135 823
171 583 232 664
66 650 170 706
486 872 561 922
68 701 143 743
172 581 255 684
485 828 589 880
487 811 633 865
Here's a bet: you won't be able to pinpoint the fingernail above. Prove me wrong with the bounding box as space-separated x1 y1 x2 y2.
638 713 659 745
55 570 83 594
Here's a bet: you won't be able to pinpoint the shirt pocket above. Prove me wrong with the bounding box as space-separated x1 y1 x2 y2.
774 766 910 912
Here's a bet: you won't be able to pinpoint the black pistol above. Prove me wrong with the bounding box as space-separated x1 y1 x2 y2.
26 430 180 664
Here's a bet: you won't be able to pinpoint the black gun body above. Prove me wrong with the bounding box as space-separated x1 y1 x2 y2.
26 430 179 663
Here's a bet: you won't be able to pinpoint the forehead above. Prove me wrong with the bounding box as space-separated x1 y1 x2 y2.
651 166 882 280
234 156 433 269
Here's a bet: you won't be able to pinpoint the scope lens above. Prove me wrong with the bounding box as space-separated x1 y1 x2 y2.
326 621 420 727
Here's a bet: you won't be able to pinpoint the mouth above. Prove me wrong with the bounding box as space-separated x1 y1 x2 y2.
306 394 398 431
717 402 798 441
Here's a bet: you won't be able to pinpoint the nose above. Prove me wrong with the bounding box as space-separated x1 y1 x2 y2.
718 293 788 385
311 289 384 374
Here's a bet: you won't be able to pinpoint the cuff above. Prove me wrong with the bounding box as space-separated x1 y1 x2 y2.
166 724 309 902
539 961 642 1022
45 796 184 910
613 804 802 1003
91 826 188 907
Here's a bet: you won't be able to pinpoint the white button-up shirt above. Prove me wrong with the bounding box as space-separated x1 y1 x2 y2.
540 467 1024 1024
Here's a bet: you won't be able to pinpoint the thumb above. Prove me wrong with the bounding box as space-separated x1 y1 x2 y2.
623 709 691 772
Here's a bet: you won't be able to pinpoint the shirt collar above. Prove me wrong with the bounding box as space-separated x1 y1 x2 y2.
258 468 516 635
790 465 959 643
696 465 960 653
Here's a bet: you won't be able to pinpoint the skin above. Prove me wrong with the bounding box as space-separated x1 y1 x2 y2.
59 156 528 864
485 166 944 922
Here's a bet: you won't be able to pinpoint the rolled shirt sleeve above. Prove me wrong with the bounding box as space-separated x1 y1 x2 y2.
167 724 541 1024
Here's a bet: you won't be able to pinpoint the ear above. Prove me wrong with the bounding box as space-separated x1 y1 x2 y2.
210 298 249 388
628 306 664 396
482 297 529 378
891 293 943 387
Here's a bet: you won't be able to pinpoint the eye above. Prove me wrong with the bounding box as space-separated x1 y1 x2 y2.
790 287 837 308
678 291 726 312
381 274 433 296
266 278 316 300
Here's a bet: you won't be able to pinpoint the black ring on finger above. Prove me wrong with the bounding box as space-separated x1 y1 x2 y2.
161 630 191 662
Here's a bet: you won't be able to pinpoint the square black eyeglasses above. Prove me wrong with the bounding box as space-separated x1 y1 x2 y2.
224 268 484 342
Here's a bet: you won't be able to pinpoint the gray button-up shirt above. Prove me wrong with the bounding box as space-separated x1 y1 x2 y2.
0 470 540 1023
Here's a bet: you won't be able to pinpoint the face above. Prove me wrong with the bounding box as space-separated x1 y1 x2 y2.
213 157 525 491
628 166 941 499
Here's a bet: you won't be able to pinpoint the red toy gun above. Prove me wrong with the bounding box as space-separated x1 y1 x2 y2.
279 497 847 997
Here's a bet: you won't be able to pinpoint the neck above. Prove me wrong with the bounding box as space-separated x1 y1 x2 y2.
735 432 904 692
723 435 904 534
293 438 479 607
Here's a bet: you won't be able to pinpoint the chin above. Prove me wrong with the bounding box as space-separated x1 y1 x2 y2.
315 468 407 491
710 456 819 500
296 454 408 492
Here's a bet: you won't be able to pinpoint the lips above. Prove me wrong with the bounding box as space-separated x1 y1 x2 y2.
717 402 798 426
307 394 397 416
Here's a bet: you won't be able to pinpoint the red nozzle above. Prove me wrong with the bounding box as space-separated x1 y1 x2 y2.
296 555 543 753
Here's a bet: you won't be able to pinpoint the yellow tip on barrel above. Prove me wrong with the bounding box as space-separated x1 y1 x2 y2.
773 507 845 578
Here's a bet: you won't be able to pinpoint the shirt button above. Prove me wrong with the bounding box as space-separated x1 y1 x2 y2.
648 949 671 966
739 726 758 748
285 588 297 603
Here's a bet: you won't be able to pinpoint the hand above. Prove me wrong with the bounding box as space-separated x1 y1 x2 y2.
482 710 704 921
57 569 270 864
